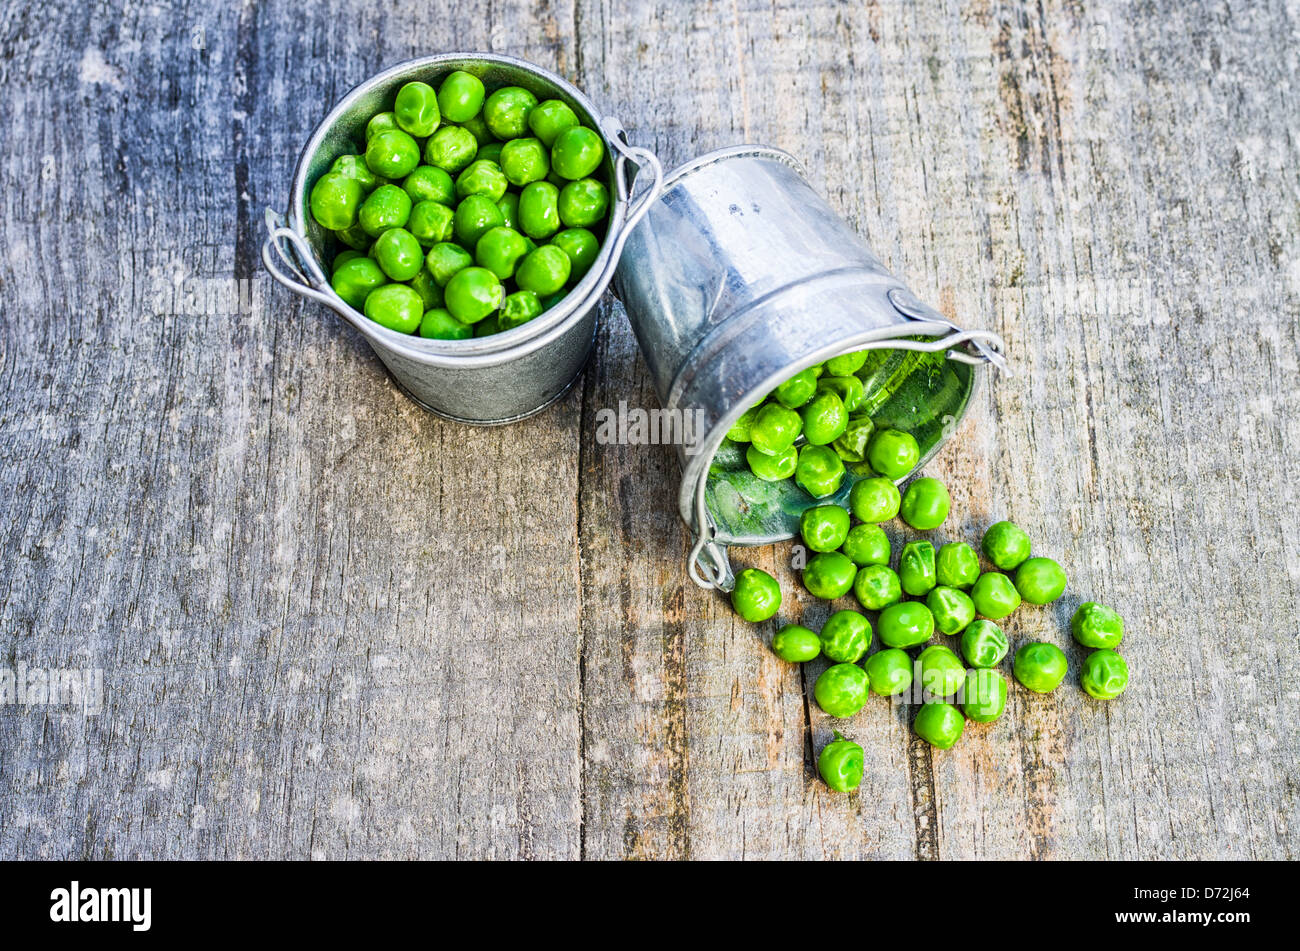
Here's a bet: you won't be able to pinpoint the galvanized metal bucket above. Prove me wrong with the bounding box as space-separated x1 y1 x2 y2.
613 146 1008 591
262 53 663 425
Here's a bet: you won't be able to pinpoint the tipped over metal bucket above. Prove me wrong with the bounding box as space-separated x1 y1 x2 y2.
613 146 1008 590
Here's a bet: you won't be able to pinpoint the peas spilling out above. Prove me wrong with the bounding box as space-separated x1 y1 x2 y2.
310 73 610 339
725 360 1132 792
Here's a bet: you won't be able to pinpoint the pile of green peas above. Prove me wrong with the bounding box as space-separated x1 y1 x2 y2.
309 72 610 339
725 361 1132 792
724 350 930 499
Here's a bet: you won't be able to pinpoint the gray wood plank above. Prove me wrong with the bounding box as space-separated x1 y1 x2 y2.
574 0 1299 859
0 0 586 860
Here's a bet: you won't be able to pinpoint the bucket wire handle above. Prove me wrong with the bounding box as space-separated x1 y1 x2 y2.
886 288 1011 374
261 208 341 311
600 117 664 262
687 470 735 592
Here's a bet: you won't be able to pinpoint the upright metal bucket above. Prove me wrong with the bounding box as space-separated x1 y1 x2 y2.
262 53 663 425
613 146 1008 590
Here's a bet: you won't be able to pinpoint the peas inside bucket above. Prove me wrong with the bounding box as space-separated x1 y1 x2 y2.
703 344 974 545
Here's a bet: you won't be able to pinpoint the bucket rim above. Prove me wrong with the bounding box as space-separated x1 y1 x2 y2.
659 144 807 193
677 324 984 547
284 51 629 369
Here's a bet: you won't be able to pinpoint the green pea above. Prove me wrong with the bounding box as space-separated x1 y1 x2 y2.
330 255 386 309
402 166 456 206
731 567 781 622
1070 602 1124 649
453 194 506 247
497 192 521 230
1013 642 1068 693
849 477 901 523
371 227 423 281
803 552 857 600
818 731 864 792
800 504 851 553
425 242 474 286
900 476 950 531
1080 649 1129 700
528 99 580 147
437 71 486 123
518 181 561 239
424 125 478 173
556 179 608 229
841 524 889 567
483 86 536 138
727 406 758 443
865 648 913 697
917 645 966 699
962 669 1007 723
926 586 976 636
455 160 509 202
393 81 441 137
877 601 935 649
960 620 1009 668
750 403 802 455
1014 557 1067 605
365 111 398 141
330 154 382 193
832 415 875 463
333 249 363 269
418 307 472 340
497 137 550 187
474 314 501 337
550 227 599 281
551 125 605 180
914 702 964 749
814 663 869 718
746 444 797 481
365 129 421 179
867 429 920 480
817 375 864 414
363 283 423 333
407 200 455 245
475 226 530 280
407 268 443 309
515 244 572 296
310 172 364 230
819 609 872 664
898 540 937 597
455 113 495 145
795 445 846 499
981 521 1031 570
801 390 848 446
771 624 821 663
774 369 818 409
853 564 903 611
970 571 1022 620
475 142 504 166
358 184 412 237
443 266 504 324
935 542 980 590
498 289 543 331
539 290 567 310
826 350 868 376
333 221 371 250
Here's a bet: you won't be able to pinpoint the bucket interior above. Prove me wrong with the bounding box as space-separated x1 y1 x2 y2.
701 341 975 545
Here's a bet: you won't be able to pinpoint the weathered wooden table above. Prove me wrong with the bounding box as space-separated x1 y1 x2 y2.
1 0 1296 860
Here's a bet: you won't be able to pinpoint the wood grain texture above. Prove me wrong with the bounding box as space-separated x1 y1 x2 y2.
1 0 1296 859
